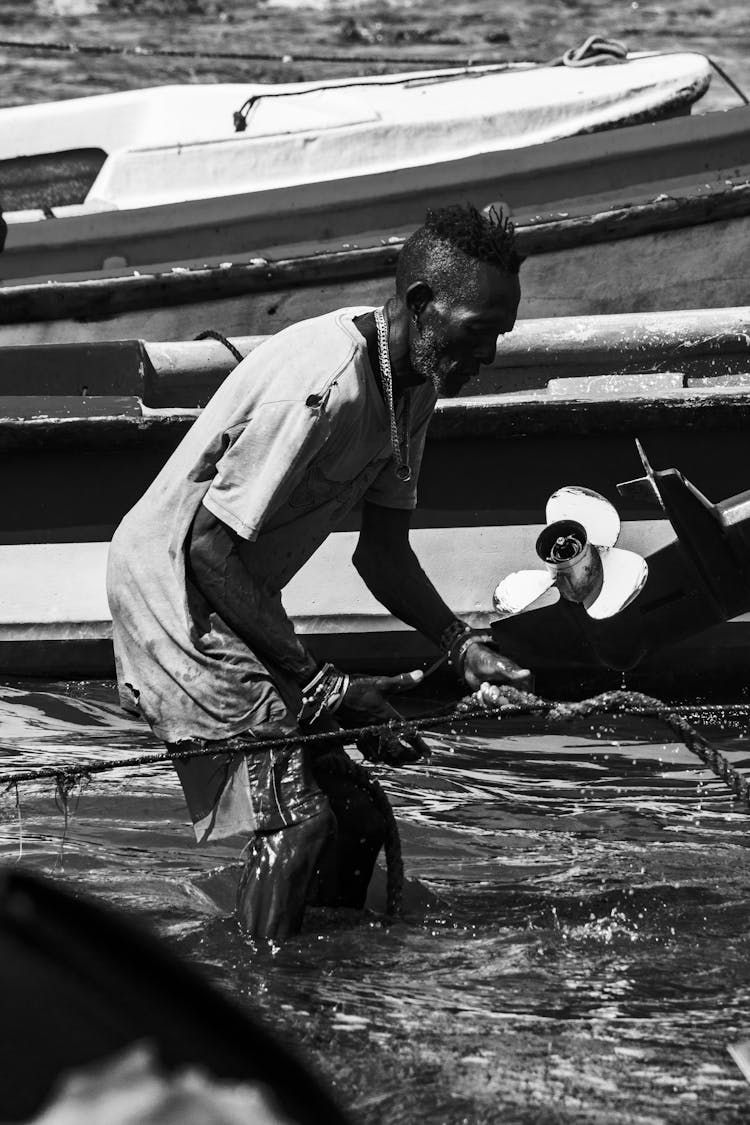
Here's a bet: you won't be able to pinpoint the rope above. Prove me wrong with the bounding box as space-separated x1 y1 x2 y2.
193 329 245 364
314 752 403 918
0 34 632 71
9 34 744 117
1 686 747 799
3 686 747 921
0 36 518 68
551 35 628 67
230 68 511 131
13 784 22 862
2 35 746 105
707 56 750 105
53 773 87 871
459 685 750 803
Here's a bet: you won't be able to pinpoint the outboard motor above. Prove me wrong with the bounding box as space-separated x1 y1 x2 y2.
491 439 750 672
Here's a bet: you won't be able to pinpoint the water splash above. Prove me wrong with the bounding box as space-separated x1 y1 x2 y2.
1 681 750 1121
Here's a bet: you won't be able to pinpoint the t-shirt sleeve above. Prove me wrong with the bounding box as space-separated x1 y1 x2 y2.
203 399 329 540
363 384 437 510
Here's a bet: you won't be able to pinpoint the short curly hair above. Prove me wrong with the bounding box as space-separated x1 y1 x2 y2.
396 203 522 298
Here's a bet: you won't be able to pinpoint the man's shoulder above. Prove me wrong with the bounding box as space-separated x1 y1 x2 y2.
249 307 372 374
213 307 371 412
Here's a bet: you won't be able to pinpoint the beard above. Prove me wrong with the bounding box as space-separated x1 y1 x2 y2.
409 322 478 398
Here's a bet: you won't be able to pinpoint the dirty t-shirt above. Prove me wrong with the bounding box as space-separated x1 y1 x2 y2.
106 308 437 743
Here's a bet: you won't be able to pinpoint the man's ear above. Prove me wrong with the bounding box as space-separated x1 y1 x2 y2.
405 280 433 319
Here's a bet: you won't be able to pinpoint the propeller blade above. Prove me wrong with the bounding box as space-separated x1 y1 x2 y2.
585 547 648 620
493 569 559 618
545 486 620 548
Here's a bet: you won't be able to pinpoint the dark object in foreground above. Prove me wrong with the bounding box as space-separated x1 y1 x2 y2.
493 439 750 676
0 868 353 1124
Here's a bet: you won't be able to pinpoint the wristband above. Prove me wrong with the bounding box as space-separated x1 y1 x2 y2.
439 619 471 654
449 631 495 680
298 662 350 724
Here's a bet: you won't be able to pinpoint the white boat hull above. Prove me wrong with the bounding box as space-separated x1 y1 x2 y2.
0 53 711 280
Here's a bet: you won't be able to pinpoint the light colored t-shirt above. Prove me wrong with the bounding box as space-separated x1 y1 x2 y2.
107 307 437 743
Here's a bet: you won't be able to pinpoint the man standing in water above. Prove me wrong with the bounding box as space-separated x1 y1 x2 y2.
107 204 529 942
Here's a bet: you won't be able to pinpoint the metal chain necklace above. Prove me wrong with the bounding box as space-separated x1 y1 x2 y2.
374 306 412 482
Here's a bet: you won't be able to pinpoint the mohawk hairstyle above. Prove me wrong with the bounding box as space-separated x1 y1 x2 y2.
396 202 522 298
423 202 522 275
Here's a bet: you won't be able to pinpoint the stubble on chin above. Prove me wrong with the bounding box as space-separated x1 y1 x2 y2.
410 329 455 397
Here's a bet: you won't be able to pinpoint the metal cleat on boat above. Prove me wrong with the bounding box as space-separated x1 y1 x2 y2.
491 439 750 673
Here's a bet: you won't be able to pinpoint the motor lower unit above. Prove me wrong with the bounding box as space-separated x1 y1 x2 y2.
491 439 750 672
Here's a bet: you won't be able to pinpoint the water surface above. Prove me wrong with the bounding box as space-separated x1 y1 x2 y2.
1 0 749 111
2 2 750 1118
1 681 750 1122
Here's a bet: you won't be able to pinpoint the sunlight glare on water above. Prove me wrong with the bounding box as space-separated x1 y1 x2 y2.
1 681 750 1122
2 3 750 1118
35 0 99 14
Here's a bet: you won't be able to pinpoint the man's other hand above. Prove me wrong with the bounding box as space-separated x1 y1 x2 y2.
337 671 430 766
462 641 532 692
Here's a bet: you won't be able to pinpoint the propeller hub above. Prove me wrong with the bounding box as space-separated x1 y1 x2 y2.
536 519 603 605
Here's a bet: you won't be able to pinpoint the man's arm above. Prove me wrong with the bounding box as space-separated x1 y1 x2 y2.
352 501 456 646
353 501 531 686
189 503 432 759
188 504 318 684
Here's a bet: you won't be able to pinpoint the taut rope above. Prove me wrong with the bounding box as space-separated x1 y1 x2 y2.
3 39 745 105
3 686 749 917
2 687 746 797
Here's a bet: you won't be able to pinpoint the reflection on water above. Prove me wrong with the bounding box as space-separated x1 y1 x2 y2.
35 0 99 14
3 0 750 1115
0 681 750 1121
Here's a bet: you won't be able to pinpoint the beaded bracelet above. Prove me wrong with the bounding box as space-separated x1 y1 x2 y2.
298 662 350 725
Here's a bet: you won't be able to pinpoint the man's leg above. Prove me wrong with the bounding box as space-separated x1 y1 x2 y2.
169 708 336 942
307 752 387 910
237 807 335 942
229 734 339 940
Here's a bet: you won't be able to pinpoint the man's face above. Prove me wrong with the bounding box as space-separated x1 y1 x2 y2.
409 263 521 397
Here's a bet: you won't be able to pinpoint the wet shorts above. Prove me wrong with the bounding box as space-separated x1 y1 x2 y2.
167 734 328 844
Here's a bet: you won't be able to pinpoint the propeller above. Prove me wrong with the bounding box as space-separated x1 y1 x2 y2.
493 486 648 621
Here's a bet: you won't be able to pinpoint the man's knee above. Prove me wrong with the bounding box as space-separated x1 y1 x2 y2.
306 767 387 909
237 806 336 941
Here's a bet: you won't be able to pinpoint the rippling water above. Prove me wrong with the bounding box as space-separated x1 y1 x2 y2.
3 2 750 1118
2 681 750 1122
1 0 749 112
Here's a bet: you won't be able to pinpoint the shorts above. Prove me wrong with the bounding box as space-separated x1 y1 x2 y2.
167 731 328 845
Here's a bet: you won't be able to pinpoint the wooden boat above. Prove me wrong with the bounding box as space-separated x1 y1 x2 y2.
0 53 712 283
4 100 750 347
0 870 352 1125
2 305 750 694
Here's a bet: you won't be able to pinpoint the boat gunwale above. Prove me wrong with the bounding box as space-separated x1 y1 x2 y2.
2 90 744 279
4 171 750 324
2 386 750 450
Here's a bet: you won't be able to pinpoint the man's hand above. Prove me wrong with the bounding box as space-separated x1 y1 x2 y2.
461 641 532 692
337 671 430 766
